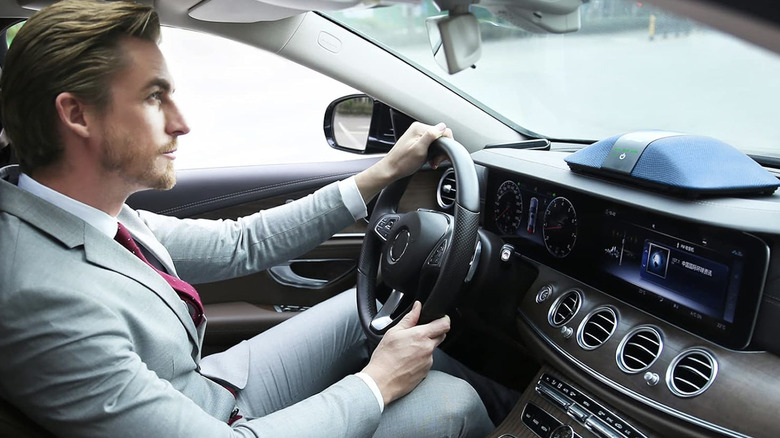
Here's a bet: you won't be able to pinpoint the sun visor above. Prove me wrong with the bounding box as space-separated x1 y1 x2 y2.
189 0 360 23
564 131 780 197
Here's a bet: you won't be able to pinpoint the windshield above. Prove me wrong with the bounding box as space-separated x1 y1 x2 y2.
327 0 780 159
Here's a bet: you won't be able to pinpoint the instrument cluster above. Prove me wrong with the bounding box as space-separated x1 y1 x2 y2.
491 179 578 259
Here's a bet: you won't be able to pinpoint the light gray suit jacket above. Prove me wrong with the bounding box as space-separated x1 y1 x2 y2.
0 165 381 437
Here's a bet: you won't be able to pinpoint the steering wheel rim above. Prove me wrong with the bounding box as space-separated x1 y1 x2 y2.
357 137 481 344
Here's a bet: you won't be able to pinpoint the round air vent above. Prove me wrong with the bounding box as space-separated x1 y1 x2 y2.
666 348 718 398
616 326 663 374
436 168 456 209
547 289 582 328
577 306 618 350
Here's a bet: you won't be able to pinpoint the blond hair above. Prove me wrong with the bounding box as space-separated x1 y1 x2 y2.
0 0 160 174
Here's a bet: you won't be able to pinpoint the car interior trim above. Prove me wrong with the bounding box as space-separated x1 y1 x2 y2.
518 298 751 438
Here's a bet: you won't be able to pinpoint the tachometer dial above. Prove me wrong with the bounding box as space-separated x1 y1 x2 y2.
543 197 578 258
493 181 523 235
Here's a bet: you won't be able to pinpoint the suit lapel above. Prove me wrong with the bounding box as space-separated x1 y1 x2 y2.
0 169 201 347
83 228 201 346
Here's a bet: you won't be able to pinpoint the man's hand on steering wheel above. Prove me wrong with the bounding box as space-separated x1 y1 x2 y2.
360 301 450 405
354 121 452 204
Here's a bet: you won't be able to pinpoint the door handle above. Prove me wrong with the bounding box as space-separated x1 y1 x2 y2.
268 263 328 289
267 259 356 290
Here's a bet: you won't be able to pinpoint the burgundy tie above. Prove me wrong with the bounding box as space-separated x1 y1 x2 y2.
114 223 204 326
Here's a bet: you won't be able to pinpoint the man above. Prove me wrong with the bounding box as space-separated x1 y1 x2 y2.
0 1 497 437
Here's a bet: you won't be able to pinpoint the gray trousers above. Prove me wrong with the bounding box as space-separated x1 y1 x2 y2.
202 289 496 437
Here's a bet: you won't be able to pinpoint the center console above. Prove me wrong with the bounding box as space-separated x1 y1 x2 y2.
489 368 650 438
474 159 780 438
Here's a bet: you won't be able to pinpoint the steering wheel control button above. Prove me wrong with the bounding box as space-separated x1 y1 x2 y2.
521 403 561 438
536 284 554 303
428 240 448 266
390 229 410 263
375 216 398 241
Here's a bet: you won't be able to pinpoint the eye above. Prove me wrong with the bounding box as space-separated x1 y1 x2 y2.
147 90 163 102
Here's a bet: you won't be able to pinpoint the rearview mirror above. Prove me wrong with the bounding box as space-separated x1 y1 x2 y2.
425 11 482 74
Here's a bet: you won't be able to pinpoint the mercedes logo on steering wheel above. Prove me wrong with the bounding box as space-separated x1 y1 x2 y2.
390 229 410 263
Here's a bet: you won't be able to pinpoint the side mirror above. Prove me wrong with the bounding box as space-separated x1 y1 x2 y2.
323 94 415 154
325 95 373 152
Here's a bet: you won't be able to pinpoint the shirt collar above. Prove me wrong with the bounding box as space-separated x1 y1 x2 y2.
18 173 118 238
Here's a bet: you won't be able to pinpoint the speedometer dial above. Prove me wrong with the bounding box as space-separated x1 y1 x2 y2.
543 197 578 258
493 181 523 235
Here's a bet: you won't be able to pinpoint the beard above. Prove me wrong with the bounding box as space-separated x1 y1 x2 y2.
100 129 177 191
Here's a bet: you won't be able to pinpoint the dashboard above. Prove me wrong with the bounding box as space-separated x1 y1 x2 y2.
467 147 780 438
484 167 768 351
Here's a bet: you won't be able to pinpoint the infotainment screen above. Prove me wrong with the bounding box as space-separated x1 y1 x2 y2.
598 206 750 333
485 170 769 349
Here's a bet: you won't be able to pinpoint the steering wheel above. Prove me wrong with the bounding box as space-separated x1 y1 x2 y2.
357 137 481 343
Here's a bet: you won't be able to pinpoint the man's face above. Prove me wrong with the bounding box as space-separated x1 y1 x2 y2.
97 37 189 191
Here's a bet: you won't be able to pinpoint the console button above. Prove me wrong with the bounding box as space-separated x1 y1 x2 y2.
567 403 589 423
585 417 621 438
522 403 562 437
536 382 571 410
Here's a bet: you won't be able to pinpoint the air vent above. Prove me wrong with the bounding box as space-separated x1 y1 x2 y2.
616 326 663 374
547 289 582 328
436 168 456 209
667 349 718 398
577 307 618 350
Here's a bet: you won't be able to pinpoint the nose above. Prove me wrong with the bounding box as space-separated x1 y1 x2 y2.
166 100 190 137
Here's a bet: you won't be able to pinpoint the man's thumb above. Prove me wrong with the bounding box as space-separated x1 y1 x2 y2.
397 301 421 329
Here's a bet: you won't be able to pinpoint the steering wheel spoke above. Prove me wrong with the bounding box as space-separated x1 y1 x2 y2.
370 289 406 332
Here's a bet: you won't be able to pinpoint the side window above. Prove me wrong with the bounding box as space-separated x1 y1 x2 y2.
160 27 369 169
160 27 363 169
4 21 23 46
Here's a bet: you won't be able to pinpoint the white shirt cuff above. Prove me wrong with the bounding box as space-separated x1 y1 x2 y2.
338 177 368 221
354 372 385 413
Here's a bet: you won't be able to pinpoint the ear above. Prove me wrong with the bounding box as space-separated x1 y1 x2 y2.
54 92 93 139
